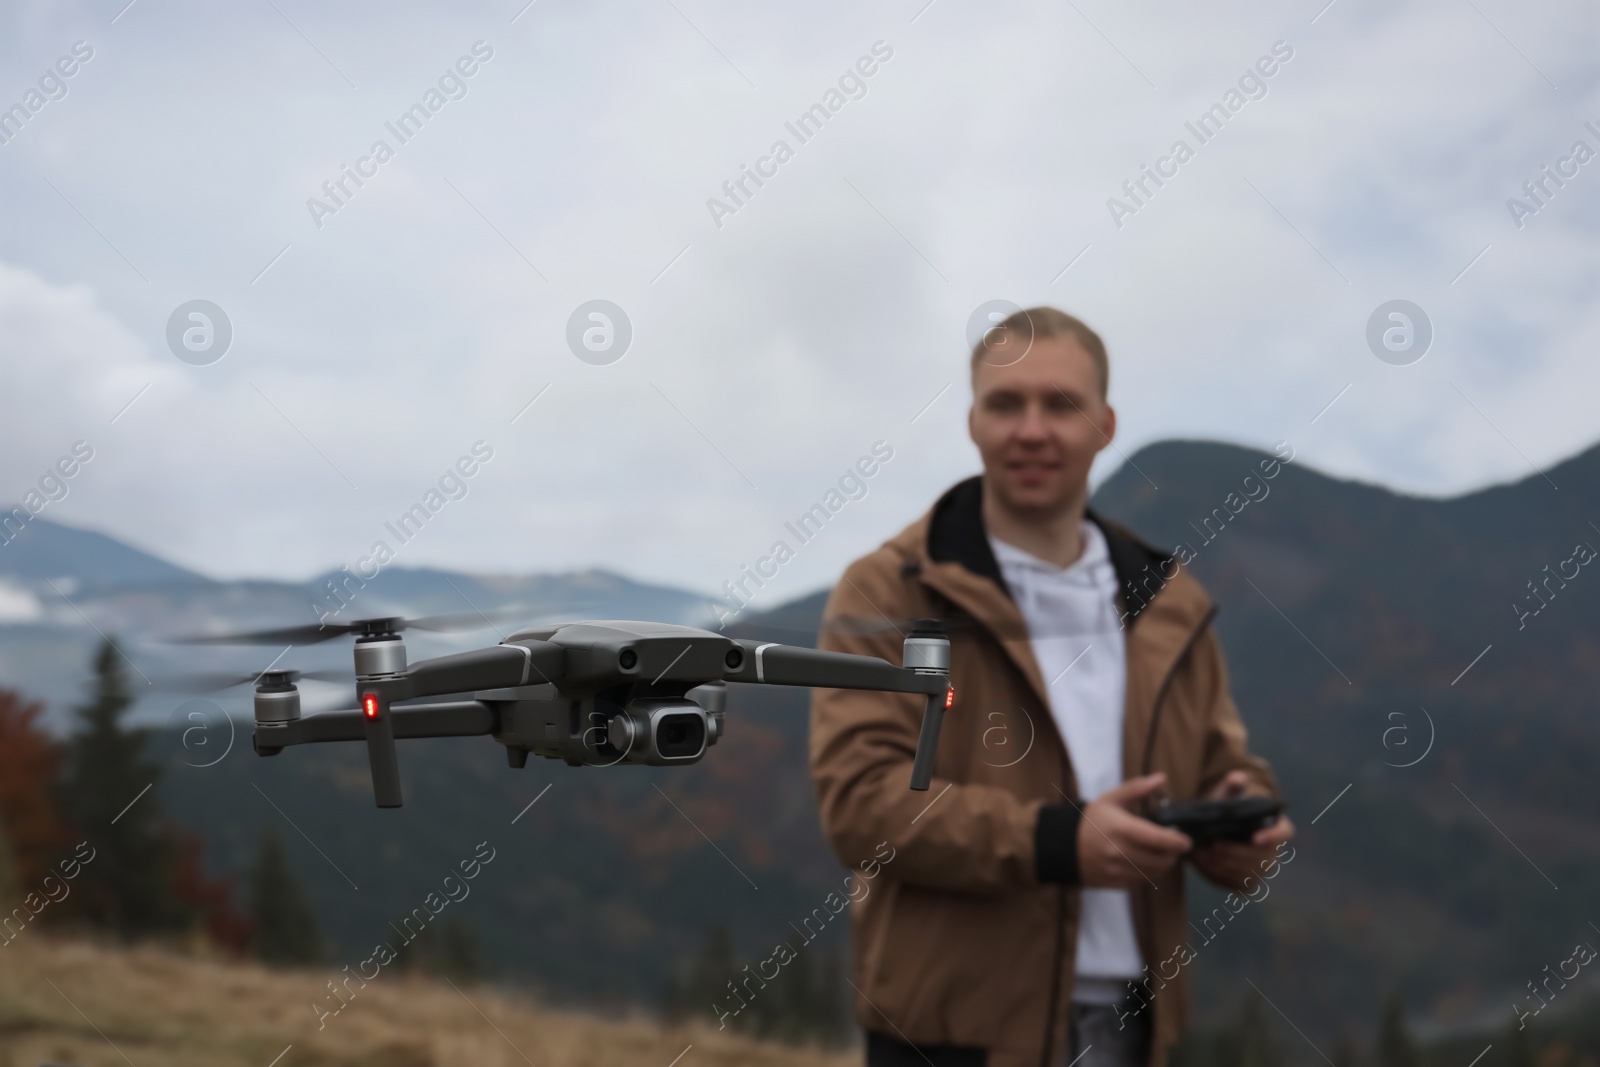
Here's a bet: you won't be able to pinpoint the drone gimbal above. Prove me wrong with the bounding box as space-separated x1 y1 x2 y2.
249 618 953 807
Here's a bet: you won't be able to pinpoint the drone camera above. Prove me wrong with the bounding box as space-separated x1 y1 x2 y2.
655 712 705 758
606 699 709 764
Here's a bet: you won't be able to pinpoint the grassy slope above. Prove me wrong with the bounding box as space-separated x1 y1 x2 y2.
0 935 855 1067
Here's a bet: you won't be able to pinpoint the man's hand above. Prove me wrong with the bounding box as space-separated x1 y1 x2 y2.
1188 770 1296 891
1077 774 1193 888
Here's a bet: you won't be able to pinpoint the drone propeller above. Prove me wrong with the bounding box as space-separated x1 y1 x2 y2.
152 667 350 693
168 609 524 647
738 613 1040 643
826 614 1016 638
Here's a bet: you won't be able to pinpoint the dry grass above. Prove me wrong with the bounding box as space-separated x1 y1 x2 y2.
0 934 858 1067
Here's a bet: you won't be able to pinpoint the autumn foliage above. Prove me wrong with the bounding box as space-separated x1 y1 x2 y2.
0 653 252 952
0 688 70 891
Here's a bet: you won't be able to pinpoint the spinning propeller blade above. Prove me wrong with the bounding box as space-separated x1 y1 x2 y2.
167 607 528 646
739 612 1117 644
151 667 349 693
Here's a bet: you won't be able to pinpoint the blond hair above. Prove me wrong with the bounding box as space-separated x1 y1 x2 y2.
970 306 1109 400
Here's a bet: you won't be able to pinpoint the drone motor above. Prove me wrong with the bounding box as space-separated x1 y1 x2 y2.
253 671 302 725
353 625 407 678
904 621 952 790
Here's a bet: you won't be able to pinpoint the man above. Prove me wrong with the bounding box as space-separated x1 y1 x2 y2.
809 307 1294 1067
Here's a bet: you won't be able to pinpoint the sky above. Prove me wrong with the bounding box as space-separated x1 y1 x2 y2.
2 0 1597 616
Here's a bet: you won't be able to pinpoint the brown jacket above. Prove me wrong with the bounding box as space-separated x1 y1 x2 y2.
809 477 1279 1067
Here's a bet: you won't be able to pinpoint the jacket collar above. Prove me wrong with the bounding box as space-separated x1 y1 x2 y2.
888 474 1218 786
924 475 1174 628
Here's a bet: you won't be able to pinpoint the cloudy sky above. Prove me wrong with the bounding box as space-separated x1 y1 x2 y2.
2 0 1596 612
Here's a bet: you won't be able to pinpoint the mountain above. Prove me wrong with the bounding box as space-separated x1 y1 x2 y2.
725 438 1600 1051
8 440 1600 1060
1084 440 1600 1045
0 518 716 731
715 439 1600 1050
0 515 208 591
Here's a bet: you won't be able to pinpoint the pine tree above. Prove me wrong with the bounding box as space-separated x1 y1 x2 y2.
1376 994 1420 1067
1333 1027 1364 1067
664 925 740 1027
57 638 189 937
393 921 430 975
1167 1029 1215 1067
763 941 813 1041
814 947 849 1046
249 826 324 965
1506 1014 1535 1067
0 822 19 911
429 918 484 984
1237 995 1286 1067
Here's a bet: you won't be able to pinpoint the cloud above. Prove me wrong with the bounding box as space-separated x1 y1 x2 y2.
0 0 1595 596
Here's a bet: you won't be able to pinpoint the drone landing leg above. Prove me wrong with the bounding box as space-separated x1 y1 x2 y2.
910 688 949 791
361 692 404 808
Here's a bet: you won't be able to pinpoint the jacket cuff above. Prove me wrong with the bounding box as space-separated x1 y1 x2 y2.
1035 803 1083 885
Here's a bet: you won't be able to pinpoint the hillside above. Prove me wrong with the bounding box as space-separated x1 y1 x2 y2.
731 439 1600 1049
0 934 852 1067
9 439 1600 1059
0 517 715 730
1086 440 1600 1031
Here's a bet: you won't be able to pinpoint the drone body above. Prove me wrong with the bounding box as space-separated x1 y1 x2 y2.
242 618 953 807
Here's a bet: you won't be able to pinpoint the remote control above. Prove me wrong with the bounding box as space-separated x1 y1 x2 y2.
1149 795 1283 845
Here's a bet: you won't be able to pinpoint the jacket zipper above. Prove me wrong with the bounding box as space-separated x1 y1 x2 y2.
1039 743 1072 1067
918 555 1217 1064
1138 605 1219 781
1039 605 1218 1067
1039 881 1068 1067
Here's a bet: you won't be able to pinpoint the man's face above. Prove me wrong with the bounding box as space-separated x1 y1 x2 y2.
967 333 1116 516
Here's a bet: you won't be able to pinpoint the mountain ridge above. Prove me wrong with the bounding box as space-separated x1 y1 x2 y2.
8 434 1598 600
6 437 1600 1056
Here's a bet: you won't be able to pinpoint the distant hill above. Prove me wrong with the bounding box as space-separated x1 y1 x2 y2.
9 440 1600 1059
0 518 715 730
0 516 208 591
1086 440 1600 1041
728 439 1600 1050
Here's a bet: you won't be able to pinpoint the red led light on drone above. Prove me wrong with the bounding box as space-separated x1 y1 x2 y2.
945 687 955 709
363 693 380 719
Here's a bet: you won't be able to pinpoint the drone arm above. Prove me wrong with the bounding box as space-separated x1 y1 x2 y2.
344 642 561 807
256 701 498 748
726 639 951 791
257 700 497 810
726 640 945 696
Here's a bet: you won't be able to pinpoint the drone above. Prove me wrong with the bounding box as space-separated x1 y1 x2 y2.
175 613 953 808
